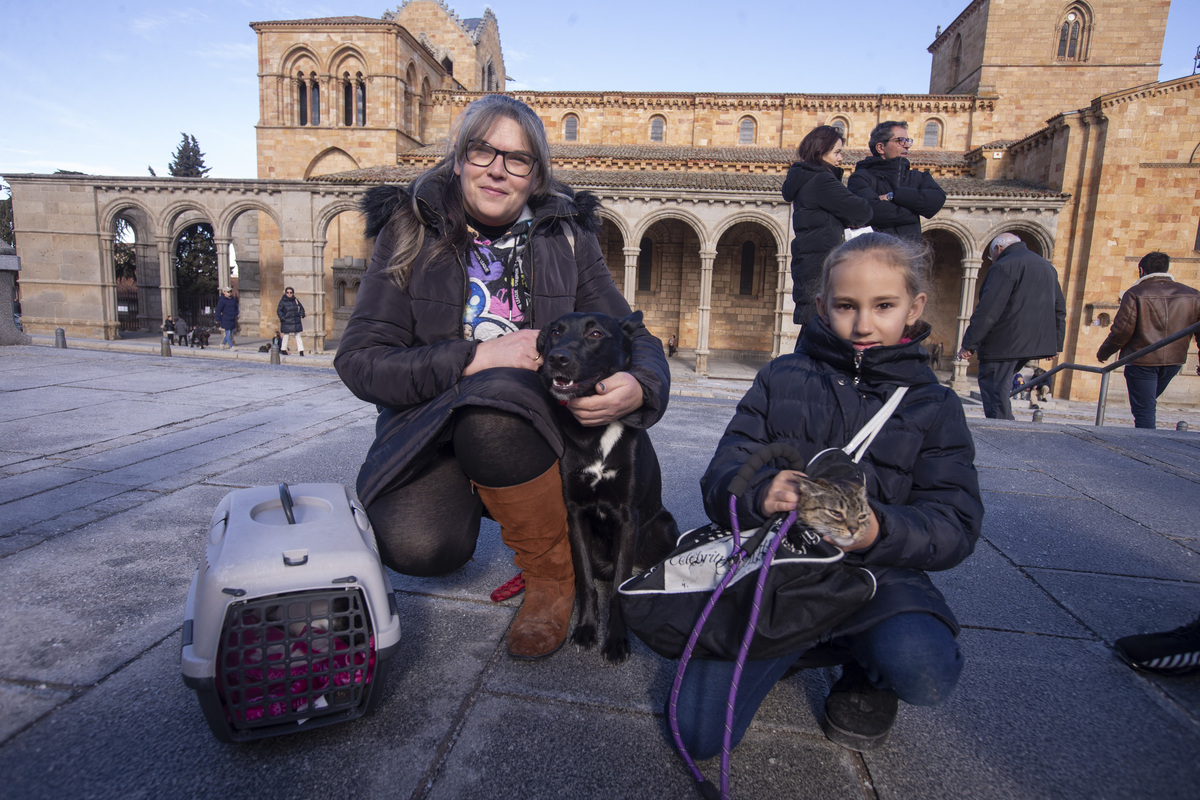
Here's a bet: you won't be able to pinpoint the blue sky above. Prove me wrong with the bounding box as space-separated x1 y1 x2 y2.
1 0 1197 188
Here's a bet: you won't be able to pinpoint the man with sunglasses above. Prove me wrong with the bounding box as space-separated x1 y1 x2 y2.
848 121 946 243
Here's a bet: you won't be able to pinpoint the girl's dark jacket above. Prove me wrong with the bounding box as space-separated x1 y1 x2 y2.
781 161 871 326
277 295 306 333
701 315 983 638
214 295 239 331
336 175 671 507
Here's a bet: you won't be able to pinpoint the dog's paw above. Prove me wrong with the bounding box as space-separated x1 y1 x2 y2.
571 623 598 650
600 635 631 664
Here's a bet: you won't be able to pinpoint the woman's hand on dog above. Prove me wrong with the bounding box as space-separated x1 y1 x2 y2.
566 371 644 426
462 329 543 376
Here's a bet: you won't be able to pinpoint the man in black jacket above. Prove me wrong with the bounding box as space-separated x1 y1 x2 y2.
958 233 1066 419
848 121 946 242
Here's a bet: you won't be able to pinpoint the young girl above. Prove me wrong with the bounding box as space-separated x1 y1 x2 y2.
675 232 983 756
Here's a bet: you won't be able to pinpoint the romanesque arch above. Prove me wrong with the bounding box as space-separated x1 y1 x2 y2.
306 147 360 179
631 207 708 249
329 44 370 77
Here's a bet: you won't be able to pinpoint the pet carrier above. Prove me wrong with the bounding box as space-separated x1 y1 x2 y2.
181 483 401 742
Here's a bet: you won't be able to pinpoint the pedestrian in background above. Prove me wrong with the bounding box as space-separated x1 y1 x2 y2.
215 288 239 349
277 287 306 356
958 233 1065 420
782 125 871 331
1097 251 1200 429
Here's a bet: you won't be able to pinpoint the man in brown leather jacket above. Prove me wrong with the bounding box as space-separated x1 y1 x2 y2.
1097 252 1200 428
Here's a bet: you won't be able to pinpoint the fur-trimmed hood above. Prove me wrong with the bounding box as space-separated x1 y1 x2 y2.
360 174 603 241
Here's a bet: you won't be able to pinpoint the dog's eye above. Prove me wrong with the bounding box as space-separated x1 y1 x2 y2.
587 330 604 339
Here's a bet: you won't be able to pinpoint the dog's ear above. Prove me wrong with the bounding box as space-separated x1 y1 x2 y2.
536 324 550 355
620 310 643 338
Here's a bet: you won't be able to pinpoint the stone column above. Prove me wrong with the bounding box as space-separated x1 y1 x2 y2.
951 254 982 391
0 243 31 346
694 248 716 376
215 236 232 291
772 251 790 358
98 233 120 340
156 236 177 320
622 245 640 309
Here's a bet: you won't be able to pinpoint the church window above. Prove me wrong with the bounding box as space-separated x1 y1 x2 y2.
486 62 496 92
638 238 653 291
739 241 756 295
1056 7 1089 61
563 114 579 142
309 75 320 126
739 117 756 145
923 120 942 147
650 116 665 143
298 74 308 126
343 75 354 126
357 76 367 127
441 56 453 76
830 118 848 138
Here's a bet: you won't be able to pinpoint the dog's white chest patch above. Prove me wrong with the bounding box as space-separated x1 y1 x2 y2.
582 422 623 489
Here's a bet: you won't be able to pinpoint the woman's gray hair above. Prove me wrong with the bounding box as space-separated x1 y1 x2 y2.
443 94 553 195
385 95 565 287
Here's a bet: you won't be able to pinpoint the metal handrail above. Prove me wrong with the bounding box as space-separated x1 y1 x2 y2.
1009 319 1200 426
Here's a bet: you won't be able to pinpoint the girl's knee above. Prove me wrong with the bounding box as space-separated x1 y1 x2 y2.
886 648 963 706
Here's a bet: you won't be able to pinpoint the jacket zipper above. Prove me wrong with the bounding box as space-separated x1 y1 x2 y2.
853 350 864 386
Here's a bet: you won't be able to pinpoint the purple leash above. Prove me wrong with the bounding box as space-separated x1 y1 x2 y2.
668 493 799 800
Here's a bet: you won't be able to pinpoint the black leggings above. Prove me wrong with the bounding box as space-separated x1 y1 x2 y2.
364 407 556 577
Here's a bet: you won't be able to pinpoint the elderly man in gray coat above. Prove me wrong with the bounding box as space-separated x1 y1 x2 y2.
958 233 1066 419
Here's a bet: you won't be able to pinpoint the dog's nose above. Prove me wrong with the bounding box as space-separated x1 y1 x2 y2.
547 350 570 369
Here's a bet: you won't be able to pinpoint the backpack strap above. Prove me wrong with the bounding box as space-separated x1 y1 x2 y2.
842 386 908 464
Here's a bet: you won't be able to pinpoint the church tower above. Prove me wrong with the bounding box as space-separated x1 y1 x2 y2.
928 0 1171 141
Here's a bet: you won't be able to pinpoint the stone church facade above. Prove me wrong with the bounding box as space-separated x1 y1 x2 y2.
7 0 1198 403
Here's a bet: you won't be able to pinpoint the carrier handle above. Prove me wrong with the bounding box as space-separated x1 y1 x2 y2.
278 482 296 525
726 442 808 499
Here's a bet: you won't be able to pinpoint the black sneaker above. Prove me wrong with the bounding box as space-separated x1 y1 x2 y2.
822 662 898 751
1114 615 1200 675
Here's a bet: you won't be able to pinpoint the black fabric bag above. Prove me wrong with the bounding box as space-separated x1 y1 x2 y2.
617 446 877 661
617 387 907 662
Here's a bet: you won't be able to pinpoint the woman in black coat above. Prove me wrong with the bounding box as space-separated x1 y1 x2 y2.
782 125 872 332
276 288 305 355
336 95 670 662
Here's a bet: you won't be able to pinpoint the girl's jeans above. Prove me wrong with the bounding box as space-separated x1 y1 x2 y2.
674 612 963 760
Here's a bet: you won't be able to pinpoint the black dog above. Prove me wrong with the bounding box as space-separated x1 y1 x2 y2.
537 310 678 663
189 326 210 348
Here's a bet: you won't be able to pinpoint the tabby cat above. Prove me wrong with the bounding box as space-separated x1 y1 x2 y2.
792 476 872 550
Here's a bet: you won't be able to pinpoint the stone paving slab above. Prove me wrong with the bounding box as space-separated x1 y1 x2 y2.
1 343 1198 800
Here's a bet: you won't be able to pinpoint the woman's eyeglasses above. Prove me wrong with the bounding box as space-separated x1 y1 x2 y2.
464 140 537 177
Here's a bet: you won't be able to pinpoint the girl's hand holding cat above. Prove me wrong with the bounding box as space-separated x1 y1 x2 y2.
762 470 806 516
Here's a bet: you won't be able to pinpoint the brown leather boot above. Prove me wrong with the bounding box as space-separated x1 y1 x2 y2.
475 463 575 660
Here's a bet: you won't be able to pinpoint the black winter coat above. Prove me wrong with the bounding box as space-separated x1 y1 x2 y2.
701 316 982 638
781 161 871 325
336 176 671 507
847 155 946 242
961 242 1066 362
277 295 305 333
